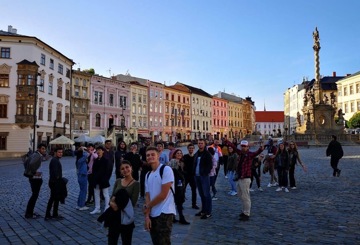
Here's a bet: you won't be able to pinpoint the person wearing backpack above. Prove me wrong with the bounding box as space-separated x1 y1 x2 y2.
143 146 176 245
168 149 190 225
24 143 47 219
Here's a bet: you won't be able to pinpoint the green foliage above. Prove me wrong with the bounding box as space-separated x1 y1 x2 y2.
83 68 95 75
348 112 360 128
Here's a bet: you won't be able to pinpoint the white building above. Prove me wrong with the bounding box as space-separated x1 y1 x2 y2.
0 26 74 158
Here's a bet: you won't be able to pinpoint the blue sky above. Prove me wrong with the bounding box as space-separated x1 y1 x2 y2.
2 0 360 111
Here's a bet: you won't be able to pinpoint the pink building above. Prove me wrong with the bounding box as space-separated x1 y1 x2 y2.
90 75 130 144
148 81 165 142
212 96 228 140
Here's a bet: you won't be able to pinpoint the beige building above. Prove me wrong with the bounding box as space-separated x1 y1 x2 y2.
0 26 74 158
71 69 92 139
336 71 360 121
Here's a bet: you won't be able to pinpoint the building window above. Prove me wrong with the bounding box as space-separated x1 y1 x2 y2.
83 89 87 98
65 112 69 124
150 90 154 98
94 91 103 105
150 103 153 112
0 104 7 118
150 117 153 126
0 48 10 58
48 108 52 121
26 104 34 115
56 110 62 123
58 64 63 74
39 79 45 92
143 95 147 104
138 105 142 114
66 68 70 78
132 94 136 102
50 59 54 69
95 113 101 127
343 87 347 96
0 74 9 87
159 104 162 113
132 104 136 114
357 101 360 111
40 54 46 65
159 118 163 126
138 95 142 103
344 103 348 113
109 94 114 106
132 117 136 127
143 106 146 115
119 96 127 108
57 85 62 98
351 102 355 112
38 107 43 120
65 87 70 100
143 118 147 127
74 87 79 97
159 92 163 99
154 103 158 113
350 85 354 95
48 82 53 95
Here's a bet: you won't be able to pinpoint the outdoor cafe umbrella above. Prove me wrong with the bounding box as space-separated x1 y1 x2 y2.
74 135 91 143
49 135 75 145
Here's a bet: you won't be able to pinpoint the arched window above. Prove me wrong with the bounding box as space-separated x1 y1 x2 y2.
95 113 101 127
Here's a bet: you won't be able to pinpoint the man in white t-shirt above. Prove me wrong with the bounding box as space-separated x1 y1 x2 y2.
144 146 176 244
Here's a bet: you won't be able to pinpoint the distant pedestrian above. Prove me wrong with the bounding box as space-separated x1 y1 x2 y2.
85 143 97 205
104 139 115 179
143 146 176 244
226 145 238 196
24 143 47 219
250 154 264 192
193 139 213 219
207 147 218 201
124 143 142 181
326 135 344 177
75 147 89 211
156 142 169 165
90 145 111 214
168 142 176 159
221 140 229 178
139 139 152 199
265 137 278 187
45 147 65 221
274 140 290 193
182 144 199 209
287 141 307 189
115 141 128 179
168 149 190 225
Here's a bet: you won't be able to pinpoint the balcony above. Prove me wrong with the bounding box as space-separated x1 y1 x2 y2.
15 115 35 124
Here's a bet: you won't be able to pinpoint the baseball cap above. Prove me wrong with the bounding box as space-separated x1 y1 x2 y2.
240 140 249 147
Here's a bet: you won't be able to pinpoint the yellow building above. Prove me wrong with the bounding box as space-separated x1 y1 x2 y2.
163 84 191 142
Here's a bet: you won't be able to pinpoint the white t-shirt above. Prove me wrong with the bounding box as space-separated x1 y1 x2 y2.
145 164 176 217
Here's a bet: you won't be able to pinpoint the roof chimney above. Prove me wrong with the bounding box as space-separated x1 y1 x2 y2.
8 25 12 32
332 71 336 77
7 25 17 34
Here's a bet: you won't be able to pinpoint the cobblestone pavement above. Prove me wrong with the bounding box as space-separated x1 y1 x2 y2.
0 145 359 244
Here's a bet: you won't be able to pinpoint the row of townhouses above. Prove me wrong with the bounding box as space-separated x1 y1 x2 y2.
0 26 256 158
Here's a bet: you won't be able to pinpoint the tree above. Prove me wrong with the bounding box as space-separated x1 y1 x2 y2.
348 112 360 128
83 68 95 75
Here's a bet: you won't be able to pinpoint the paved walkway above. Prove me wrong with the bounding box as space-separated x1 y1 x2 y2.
0 146 359 244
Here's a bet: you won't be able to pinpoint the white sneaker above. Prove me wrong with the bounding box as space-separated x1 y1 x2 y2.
212 196 218 201
90 209 101 214
267 183 272 188
276 187 282 192
284 188 289 193
291 186 297 190
273 182 279 187
230 191 237 196
258 187 263 192
79 206 89 211
225 176 228 179
249 188 254 192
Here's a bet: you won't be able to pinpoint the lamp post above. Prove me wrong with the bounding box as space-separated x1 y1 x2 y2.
284 126 288 141
32 72 42 152
120 106 126 141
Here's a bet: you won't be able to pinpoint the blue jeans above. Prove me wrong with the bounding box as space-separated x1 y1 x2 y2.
210 176 217 197
227 171 237 192
195 175 212 215
77 174 88 207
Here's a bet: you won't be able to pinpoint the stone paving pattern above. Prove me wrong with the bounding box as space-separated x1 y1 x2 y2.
0 145 359 244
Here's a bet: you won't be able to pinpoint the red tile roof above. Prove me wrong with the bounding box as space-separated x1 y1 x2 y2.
255 111 284 122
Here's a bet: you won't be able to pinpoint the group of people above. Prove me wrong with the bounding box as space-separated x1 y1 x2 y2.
23 134 344 245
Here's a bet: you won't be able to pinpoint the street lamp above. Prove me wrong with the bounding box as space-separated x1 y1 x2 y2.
120 106 126 141
31 72 42 151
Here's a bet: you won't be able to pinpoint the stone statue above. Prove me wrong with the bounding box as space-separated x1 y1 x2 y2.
313 27 320 50
303 94 308 106
330 92 336 106
310 92 315 105
323 94 329 104
337 108 344 125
